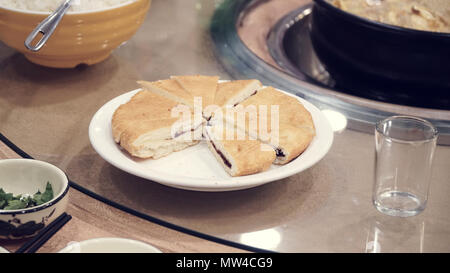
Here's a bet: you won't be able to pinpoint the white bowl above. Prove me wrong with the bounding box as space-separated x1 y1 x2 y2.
58 238 162 253
0 159 69 239
0 246 9 253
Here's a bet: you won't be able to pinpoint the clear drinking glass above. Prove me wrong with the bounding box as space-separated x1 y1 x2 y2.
373 116 438 217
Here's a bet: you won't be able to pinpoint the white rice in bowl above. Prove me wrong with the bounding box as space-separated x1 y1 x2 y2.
0 0 135 12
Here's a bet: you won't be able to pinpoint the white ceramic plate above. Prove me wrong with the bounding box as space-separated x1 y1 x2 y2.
0 246 9 253
89 88 334 191
58 238 162 253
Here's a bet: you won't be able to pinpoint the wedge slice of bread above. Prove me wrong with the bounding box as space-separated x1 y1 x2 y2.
112 90 187 143
214 79 262 108
230 87 316 164
203 123 275 176
171 75 219 110
138 79 194 107
238 86 315 132
119 117 203 159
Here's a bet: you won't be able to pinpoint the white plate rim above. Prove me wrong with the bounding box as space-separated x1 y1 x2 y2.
0 246 9 253
58 237 162 253
88 87 334 191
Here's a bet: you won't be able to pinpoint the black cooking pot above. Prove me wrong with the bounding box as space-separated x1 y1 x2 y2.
309 0 450 92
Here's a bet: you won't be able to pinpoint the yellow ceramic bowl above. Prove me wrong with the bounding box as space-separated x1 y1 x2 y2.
0 0 151 68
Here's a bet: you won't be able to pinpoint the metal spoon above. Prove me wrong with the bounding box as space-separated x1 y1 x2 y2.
25 0 73 52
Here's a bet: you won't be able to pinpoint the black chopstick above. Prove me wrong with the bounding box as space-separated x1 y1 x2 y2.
15 212 72 253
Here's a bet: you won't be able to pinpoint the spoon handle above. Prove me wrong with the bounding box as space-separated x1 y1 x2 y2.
24 0 73 52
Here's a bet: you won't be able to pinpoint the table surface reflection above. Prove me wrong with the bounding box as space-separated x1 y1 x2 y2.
0 0 449 252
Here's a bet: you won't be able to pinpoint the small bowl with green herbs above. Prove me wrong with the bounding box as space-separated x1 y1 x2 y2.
0 159 69 239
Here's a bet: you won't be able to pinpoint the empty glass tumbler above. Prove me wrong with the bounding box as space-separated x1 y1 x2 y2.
373 116 438 217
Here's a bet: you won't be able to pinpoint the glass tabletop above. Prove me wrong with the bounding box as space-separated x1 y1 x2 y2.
1 0 450 252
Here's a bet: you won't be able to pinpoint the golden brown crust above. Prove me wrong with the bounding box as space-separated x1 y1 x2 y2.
233 86 316 164
206 125 275 176
214 80 262 107
239 86 315 132
172 75 219 108
224 140 275 176
111 90 181 142
119 118 180 157
111 77 315 175
275 123 315 164
121 118 179 143
138 79 194 106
